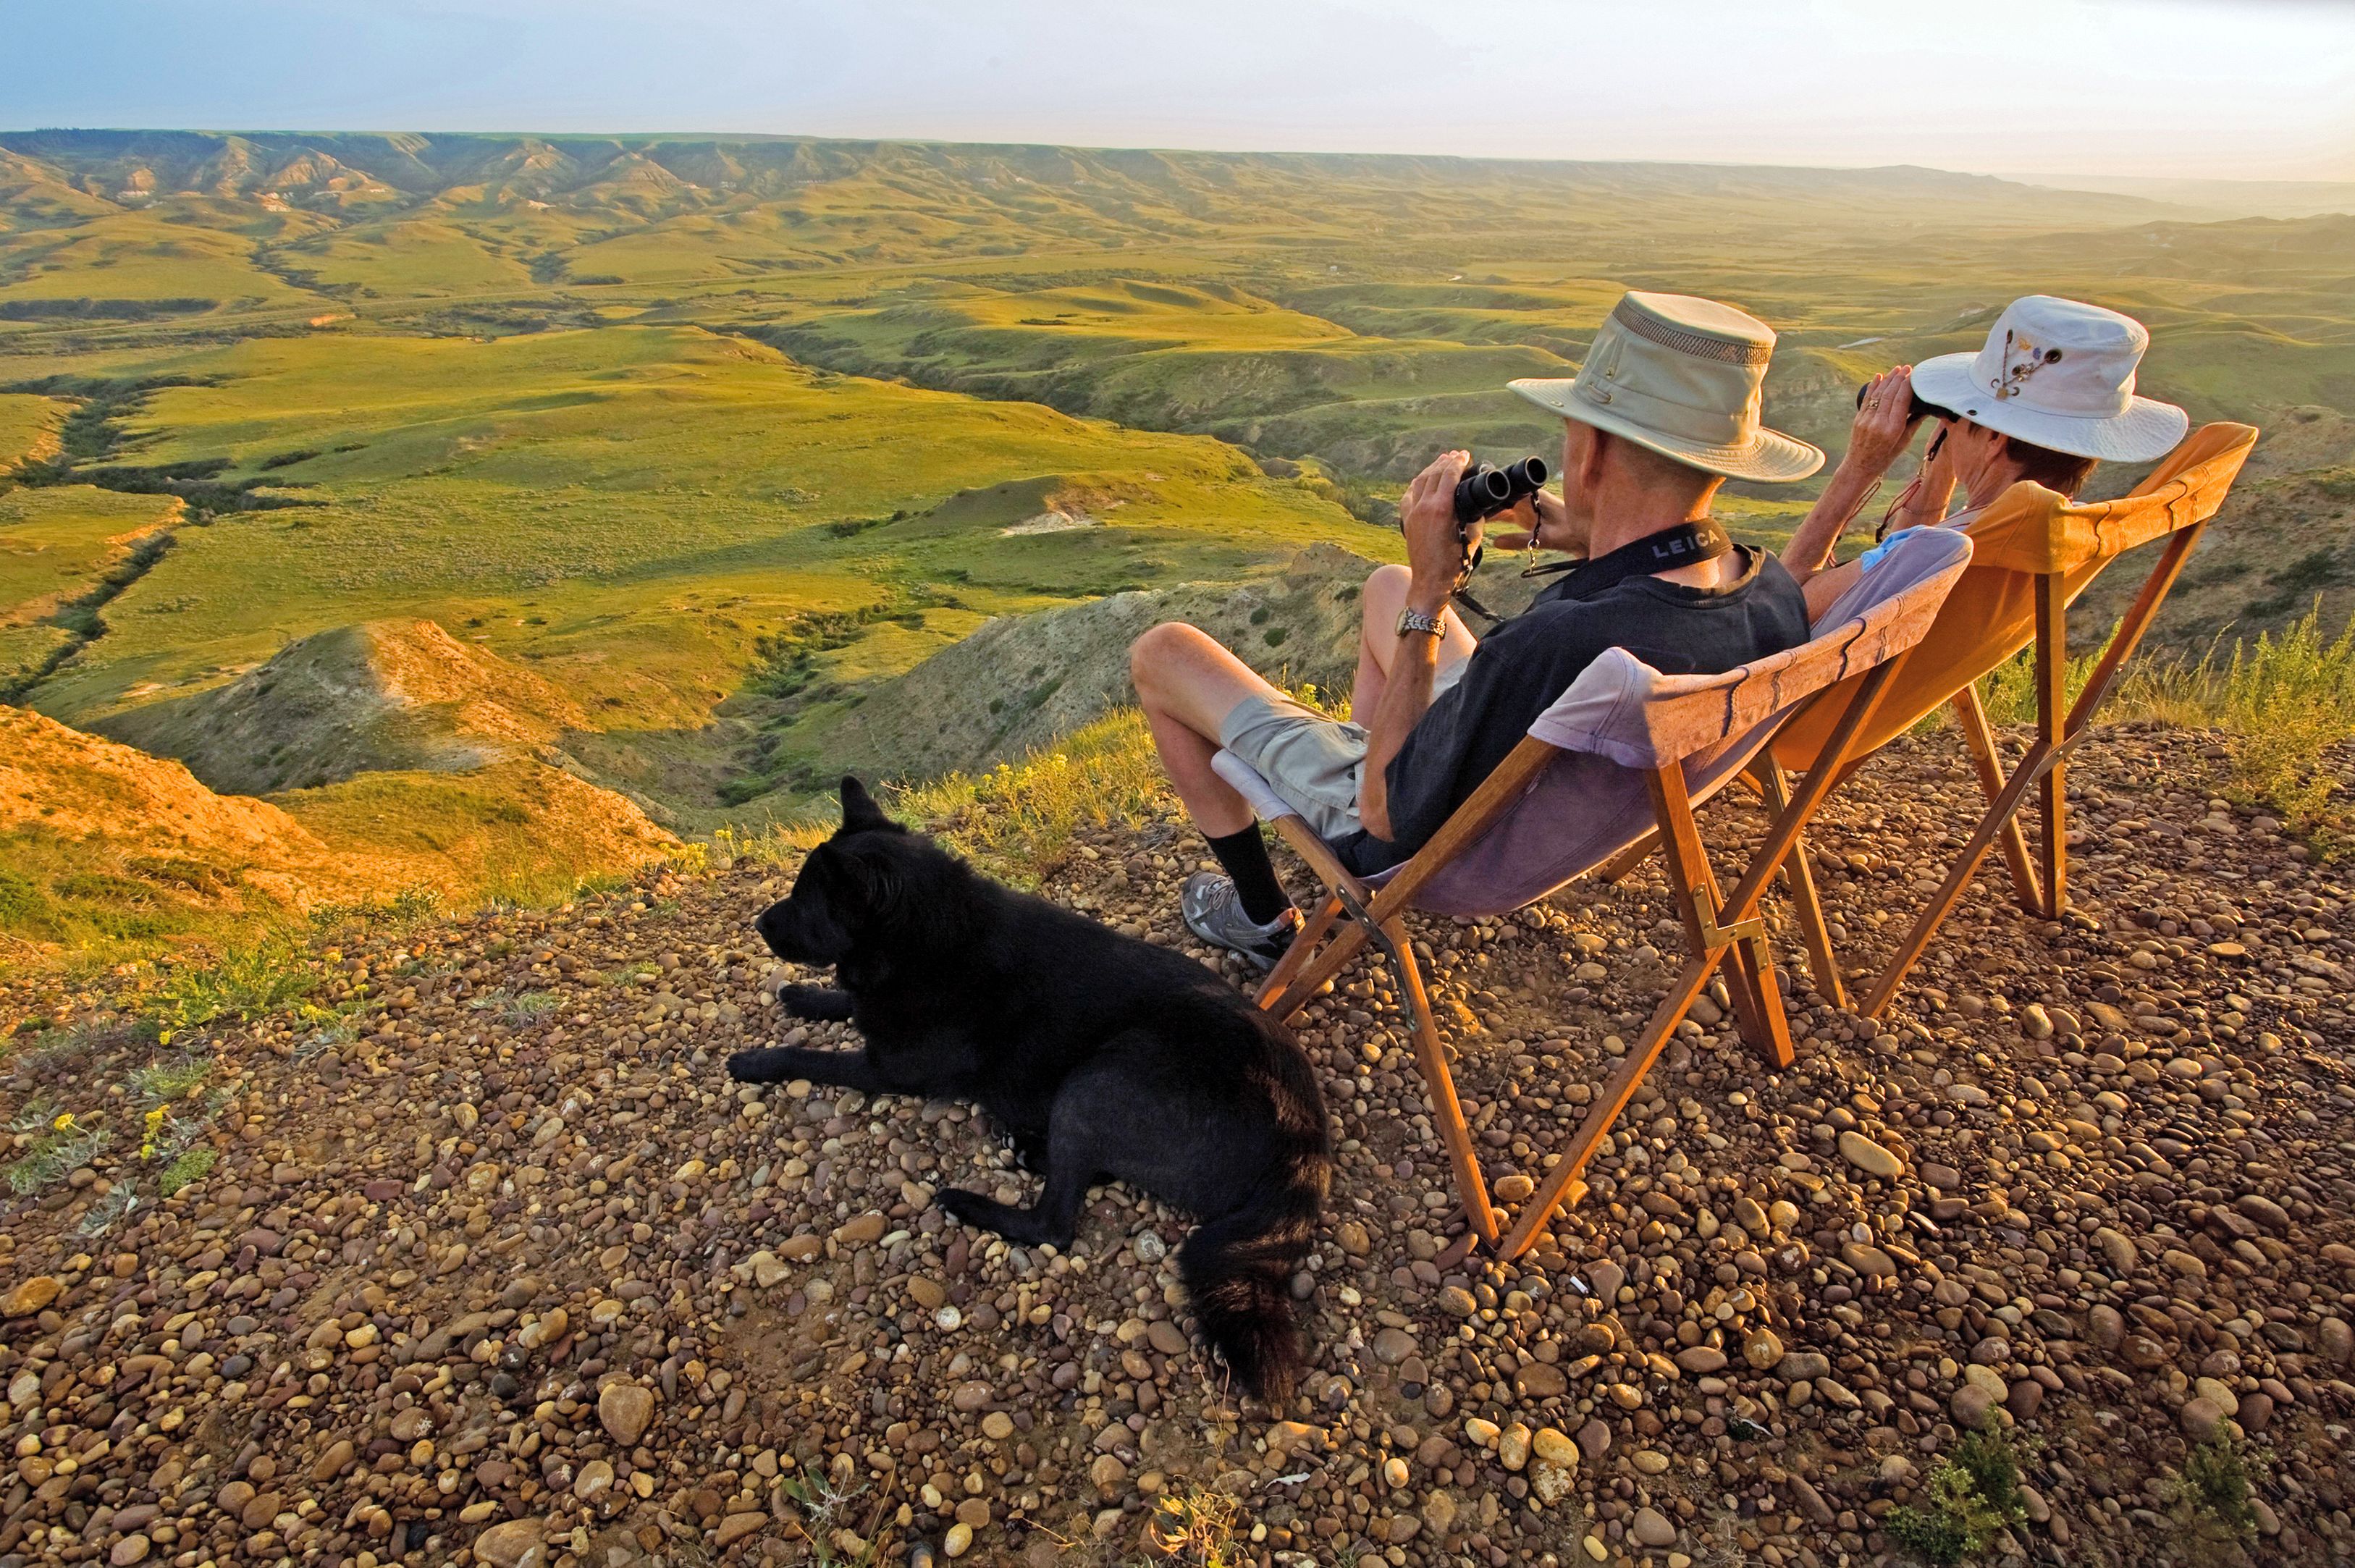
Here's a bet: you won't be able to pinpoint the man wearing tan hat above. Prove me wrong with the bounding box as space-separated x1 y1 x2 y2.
1132 291 1821 969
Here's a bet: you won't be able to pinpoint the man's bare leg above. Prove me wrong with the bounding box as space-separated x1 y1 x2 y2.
1353 563 1478 715
1129 621 1292 837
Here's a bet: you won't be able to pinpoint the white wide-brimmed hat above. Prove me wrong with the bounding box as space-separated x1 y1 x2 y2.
1509 291 1823 484
1910 295 2188 463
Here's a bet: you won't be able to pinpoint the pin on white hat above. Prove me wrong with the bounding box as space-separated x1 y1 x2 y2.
1509 290 1823 484
1910 295 2189 463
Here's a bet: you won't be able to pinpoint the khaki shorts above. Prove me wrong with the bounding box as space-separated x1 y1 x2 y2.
1218 662 1468 843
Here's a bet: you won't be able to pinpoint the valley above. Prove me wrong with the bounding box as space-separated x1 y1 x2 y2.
1 130 2351 966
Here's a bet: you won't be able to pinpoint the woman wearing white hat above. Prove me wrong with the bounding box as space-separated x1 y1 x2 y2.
1784 295 2191 619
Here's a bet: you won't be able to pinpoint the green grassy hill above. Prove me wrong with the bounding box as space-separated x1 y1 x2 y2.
1 128 2348 964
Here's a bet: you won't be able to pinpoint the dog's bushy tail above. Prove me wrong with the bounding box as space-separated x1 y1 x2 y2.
1180 1142 1329 1404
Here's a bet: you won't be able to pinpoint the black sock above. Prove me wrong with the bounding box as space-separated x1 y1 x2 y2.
1206 825 1294 926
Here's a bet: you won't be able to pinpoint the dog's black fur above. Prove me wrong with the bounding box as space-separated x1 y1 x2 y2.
728 778 1331 1401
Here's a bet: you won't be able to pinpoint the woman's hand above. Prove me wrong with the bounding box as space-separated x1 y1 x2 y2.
1398 450 1473 612
1885 418 1962 531
1842 366 1923 484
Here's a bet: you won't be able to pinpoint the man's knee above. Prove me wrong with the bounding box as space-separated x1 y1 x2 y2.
1129 620 1211 696
1360 563 1411 625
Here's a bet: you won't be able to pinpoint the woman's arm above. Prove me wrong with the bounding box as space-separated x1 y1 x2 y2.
1782 366 1925 583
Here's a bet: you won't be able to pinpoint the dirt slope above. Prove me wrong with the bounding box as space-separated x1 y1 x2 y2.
98 619 596 796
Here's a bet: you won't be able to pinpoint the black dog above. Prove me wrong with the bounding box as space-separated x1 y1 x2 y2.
728 778 1331 1401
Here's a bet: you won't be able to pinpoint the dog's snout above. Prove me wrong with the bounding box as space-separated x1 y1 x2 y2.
754 899 795 957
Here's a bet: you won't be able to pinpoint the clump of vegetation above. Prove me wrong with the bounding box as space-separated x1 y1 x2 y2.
777 1470 889 1567
4 1103 111 1197
1142 1485 1245 1566
2158 1433 2264 1561
1976 607 2355 848
1885 1428 2031 1565
149 935 316 1037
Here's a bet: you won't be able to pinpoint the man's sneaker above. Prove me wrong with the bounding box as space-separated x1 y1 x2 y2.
1181 872 1302 972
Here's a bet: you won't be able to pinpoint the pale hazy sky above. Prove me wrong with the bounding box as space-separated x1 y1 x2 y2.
9 0 2354 181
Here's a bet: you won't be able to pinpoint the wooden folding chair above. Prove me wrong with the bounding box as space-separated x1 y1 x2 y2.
1766 422 2257 1016
1213 528 1972 1260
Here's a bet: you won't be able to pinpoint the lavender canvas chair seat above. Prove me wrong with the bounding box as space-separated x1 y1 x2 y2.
1213 525 1972 919
1221 526 1971 1259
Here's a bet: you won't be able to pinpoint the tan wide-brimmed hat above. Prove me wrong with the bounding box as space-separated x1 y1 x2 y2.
1510 290 1824 484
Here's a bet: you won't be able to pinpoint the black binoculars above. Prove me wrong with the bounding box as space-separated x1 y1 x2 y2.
1855 382 1949 426
1452 456 1548 525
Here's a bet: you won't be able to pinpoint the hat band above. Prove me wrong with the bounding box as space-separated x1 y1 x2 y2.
1572 372 1753 449
1611 298 1773 367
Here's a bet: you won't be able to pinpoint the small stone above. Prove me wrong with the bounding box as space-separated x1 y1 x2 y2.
1587 1260 1625 1301
1 1276 60 1317
944 1522 973 1559
908 1278 947 1311
833 1213 886 1244
2238 1391 2276 1434
1837 1130 1903 1180
1438 1286 1478 1317
310 1438 354 1481
1513 1361 1567 1399
1494 1173 1534 1203
1951 1383 1997 1430
2094 1227 2137 1276
1674 1345 1727 1375
1373 1327 1417 1365
111 1537 152 1567
1147 1320 1188 1356
1336 1221 1371 1256
1532 1427 1577 1468
1497 1422 1532 1471
951 1381 994 1412
981 1412 1015 1441
1743 1328 1784 1370
2181 1397 2230 1443
598 1382 656 1446
473 1519 546 1568
715 1512 767 1548
2320 1318 2354 1366
1631 1506 1677 1548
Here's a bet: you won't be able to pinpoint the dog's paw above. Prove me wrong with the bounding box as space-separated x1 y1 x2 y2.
934 1188 995 1228
776 984 854 1021
726 1048 789 1083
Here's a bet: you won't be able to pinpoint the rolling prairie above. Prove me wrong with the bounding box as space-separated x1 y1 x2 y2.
1 130 2348 957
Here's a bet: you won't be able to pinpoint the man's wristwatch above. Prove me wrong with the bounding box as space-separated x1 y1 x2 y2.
1395 607 1447 639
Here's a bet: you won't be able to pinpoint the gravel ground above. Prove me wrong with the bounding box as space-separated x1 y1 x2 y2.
2 723 2352 1568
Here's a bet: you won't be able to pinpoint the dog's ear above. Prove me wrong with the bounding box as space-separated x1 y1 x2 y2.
838 776 901 835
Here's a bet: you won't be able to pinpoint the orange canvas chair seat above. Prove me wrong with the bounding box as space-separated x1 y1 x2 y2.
1213 527 1971 1258
1758 422 2257 1016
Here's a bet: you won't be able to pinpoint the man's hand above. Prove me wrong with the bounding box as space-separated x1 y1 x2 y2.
1398 450 1473 614
1841 367 1922 484
1484 487 1567 555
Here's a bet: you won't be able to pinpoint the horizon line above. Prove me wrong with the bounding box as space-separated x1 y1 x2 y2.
7 126 2350 190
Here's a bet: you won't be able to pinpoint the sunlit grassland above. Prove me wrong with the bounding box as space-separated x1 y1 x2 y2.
0 392 58 463
0 208 319 310
17 324 1378 733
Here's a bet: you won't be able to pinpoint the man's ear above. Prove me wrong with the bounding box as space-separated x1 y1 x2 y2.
839 775 895 833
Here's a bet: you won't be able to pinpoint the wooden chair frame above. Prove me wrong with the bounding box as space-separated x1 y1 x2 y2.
1250 659 1908 1260
1855 518 2205 1016
1600 424 2254 1019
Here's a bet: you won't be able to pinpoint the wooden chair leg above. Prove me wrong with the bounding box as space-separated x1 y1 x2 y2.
1753 760 1844 1010
1861 735 2059 1018
1265 919 1373 1024
1257 893 1343 1008
2032 572 2069 919
1727 933 1795 1069
1950 683 2044 914
1496 953 1716 1258
1598 830 1659 885
1385 919 1500 1247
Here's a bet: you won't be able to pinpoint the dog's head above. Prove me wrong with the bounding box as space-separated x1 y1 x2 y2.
754 777 918 966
